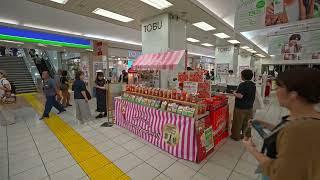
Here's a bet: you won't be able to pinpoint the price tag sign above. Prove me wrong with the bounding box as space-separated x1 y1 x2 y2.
183 81 198 94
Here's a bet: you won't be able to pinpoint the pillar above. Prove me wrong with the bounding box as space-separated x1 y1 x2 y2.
141 13 186 88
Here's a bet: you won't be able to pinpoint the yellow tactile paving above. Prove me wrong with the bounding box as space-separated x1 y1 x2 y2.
23 94 130 180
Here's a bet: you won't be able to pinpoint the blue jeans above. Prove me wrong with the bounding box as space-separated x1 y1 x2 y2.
43 95 64 117
261 175 269 180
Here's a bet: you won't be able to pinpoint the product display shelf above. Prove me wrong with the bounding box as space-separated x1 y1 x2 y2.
123 91 207 119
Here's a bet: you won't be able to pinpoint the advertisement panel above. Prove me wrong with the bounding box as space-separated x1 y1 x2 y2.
268 30 320 60
236 0 320 32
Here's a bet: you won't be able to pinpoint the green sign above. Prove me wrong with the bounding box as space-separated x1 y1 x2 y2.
204 127 214 152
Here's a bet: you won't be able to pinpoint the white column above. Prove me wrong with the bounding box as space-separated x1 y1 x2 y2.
141 14 186 89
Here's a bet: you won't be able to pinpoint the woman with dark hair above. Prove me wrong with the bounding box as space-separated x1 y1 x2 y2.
243 68 320 180
72 71 91 124
60 70 71 107
95 72 107 118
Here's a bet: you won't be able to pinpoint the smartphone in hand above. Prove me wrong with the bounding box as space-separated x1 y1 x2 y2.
252 120 269 139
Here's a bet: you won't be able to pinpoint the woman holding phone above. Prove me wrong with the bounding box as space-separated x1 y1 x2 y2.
243 68 320 180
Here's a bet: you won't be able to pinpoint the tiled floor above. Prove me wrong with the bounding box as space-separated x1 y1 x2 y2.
0 93 287 180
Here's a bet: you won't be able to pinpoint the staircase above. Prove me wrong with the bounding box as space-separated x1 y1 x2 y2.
0 56 37 94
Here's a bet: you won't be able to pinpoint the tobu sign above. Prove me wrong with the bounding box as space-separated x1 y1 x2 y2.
143 21 163 32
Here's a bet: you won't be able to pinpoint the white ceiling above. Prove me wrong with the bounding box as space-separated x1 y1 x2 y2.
193 0 269 53
0 0 269 57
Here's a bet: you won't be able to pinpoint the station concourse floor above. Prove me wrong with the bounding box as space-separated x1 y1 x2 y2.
0 93 288 180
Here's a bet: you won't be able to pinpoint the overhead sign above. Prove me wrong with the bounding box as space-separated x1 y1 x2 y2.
235 0 320 32
128 50 142 58
268 30 320 60
0 25 91 49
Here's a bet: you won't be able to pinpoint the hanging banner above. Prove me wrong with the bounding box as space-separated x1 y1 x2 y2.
235 0 320 32
268 30 320 60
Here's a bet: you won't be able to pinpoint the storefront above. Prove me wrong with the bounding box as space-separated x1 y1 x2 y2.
115 50 230 163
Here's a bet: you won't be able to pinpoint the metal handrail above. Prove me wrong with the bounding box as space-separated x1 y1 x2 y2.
20 48 41 84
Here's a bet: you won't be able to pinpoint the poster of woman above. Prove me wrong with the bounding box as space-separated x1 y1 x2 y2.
281 34 302 60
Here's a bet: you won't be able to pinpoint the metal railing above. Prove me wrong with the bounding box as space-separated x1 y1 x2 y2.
20 48 42 85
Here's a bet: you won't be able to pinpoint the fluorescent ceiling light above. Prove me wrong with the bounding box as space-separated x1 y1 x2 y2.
193 22 216 31
0 40 24 44
187 38 200 43
0 18 19 25
213 33 230 39
189 52 215 59
37 43 47 47
228 40 240 44
84 34 142 46
240 46 250 49
49 0 69 4
86 49 94 52
92 8 134 23
248 49 257 53
23 24 83 36
256 54 265 58
201 43 214 47
139 0 173 10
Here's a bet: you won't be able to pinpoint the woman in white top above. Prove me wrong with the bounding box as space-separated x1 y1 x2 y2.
0 70 15 126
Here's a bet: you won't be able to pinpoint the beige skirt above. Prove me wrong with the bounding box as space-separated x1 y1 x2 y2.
74 99 91 123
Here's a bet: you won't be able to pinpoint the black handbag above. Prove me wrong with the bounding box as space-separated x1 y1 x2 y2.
261 116 289 158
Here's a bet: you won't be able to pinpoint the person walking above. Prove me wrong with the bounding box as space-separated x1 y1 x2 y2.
95 72 107 119
72 71 91 124
60 70 71 107
231 69 256 141
243 68 320 180
0 70 15 125
40 71 65 120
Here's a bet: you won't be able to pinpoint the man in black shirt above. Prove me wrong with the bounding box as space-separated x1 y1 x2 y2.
231 69 256 141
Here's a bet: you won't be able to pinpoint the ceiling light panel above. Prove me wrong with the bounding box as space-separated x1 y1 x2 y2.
201 43 214 47
256 54 265 57
139 0 173 10
193 22 216 31
92 8 134 23
49 0 69 4
23 24 82 36
187 38 200 43
240 46 250 49
213 33 230 39
0 40 24 44
228 40 240 44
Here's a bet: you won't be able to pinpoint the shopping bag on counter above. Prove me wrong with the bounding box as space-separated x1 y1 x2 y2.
253 90 264 111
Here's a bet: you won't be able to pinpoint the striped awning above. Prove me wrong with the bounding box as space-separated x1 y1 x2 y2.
132 50 185 70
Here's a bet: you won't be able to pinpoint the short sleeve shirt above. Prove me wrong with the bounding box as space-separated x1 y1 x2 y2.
43 78 56 96
72 80 86 99
235 81 256 109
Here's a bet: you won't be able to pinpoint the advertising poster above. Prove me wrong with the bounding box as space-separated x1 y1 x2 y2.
236 0 320 32
80 62 89 83
268 30 320 60
239 66 250 73
216 63 230 74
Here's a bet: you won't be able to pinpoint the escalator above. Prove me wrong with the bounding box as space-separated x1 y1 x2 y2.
27 49 56 78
